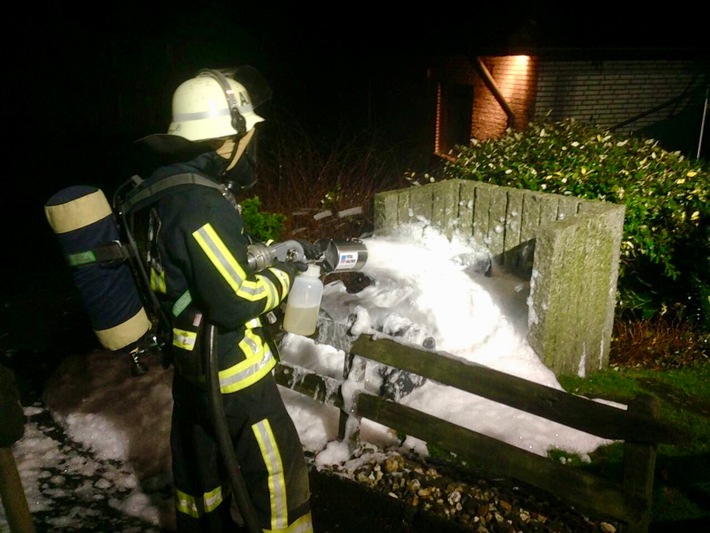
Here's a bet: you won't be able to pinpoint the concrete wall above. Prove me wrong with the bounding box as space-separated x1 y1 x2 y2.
374 179 626 377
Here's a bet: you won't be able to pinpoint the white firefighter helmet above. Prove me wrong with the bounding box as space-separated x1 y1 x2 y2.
167 70 264 141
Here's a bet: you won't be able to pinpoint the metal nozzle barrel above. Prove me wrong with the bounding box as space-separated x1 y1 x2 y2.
319 239 367 273
247 240 306 271
247 239 367 273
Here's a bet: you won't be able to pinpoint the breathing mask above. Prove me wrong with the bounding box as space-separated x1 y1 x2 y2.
216 129 258 191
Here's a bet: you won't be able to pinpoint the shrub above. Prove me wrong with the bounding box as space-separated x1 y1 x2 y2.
240 196 286 243
437 118 710 327
610 315 710 370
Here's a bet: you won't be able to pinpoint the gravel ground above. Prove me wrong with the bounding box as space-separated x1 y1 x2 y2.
310 444 621 533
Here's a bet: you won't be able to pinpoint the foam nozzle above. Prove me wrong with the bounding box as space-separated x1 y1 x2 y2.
317 239 368 273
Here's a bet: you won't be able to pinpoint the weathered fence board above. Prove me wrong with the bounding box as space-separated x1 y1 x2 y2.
348 335 684 445
431 180 459 237
622 396 658 533
274 363 344 408
502 188 524 268
275 323 687 532
354 393 646 526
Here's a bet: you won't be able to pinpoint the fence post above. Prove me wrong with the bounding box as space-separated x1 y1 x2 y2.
0 364 35 533
338 351 367 453
622 394 659 533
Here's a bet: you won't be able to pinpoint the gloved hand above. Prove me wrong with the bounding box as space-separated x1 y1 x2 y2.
296 240 323 261
272 260 308 281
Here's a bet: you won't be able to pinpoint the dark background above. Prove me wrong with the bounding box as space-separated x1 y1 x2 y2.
1 7 706 529
3 1 708 277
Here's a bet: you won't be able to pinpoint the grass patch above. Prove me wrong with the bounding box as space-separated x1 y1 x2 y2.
557 322 710 525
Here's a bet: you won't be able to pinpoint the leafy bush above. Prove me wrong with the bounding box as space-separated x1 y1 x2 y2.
437 118 710 327
240 196 286 243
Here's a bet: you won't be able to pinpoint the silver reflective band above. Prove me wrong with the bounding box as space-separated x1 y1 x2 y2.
172 104 254 123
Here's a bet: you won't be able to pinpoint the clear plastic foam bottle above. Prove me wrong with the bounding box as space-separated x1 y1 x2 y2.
283 263 323 336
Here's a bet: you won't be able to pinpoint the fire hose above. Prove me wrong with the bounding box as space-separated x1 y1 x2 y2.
207 238 368 532
205 323 261 533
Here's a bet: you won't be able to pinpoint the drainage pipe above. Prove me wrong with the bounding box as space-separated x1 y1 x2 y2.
697 85 708 159
474 57 516 130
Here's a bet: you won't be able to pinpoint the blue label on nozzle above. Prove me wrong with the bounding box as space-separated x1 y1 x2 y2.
338 252 359 269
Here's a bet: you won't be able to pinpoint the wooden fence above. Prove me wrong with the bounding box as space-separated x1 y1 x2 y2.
274 319 689 533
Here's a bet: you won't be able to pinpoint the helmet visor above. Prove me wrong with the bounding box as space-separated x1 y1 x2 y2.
227 65 272 109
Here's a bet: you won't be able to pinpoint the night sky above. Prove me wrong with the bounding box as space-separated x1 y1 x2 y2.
3 1 707 265
9 3 708 146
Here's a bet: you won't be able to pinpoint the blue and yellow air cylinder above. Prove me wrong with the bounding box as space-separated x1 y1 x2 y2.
44 185 151 352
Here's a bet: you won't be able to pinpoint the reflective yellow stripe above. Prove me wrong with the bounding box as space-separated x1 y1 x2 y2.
262 512 314 533
219 340 276 393
150 267 166 294
174 318 273 394
241 328 262 359
203 485 223 513
252 419 287 530
256 273 278 309
268 267 292 295
192 224 267 301
246 317 261 329
175 486 224 518
175 488 200 518
173 328 197 351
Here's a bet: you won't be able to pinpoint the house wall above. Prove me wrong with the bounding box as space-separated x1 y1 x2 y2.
471 55 539 140
460 55 709 158
533 59 709 138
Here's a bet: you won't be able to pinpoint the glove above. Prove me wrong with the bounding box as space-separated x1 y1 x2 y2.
293 261 309 272
272 260 308 281
296 240 323 261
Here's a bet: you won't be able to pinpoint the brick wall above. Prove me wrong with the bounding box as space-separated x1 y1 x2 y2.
533 59 709 136
472 56 539 140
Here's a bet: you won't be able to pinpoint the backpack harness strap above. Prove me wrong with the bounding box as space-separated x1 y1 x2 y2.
66 240 135 267
67 173 226 268
120 173 227 215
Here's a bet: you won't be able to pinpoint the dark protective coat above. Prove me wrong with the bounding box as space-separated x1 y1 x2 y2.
136 151 313 532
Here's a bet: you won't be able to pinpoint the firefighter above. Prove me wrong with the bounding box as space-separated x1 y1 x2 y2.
127 68 318 532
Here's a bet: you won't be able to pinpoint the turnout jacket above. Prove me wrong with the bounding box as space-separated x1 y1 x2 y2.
140 152 294 392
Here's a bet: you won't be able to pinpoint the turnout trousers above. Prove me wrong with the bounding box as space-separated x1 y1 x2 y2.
171 372 313 532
